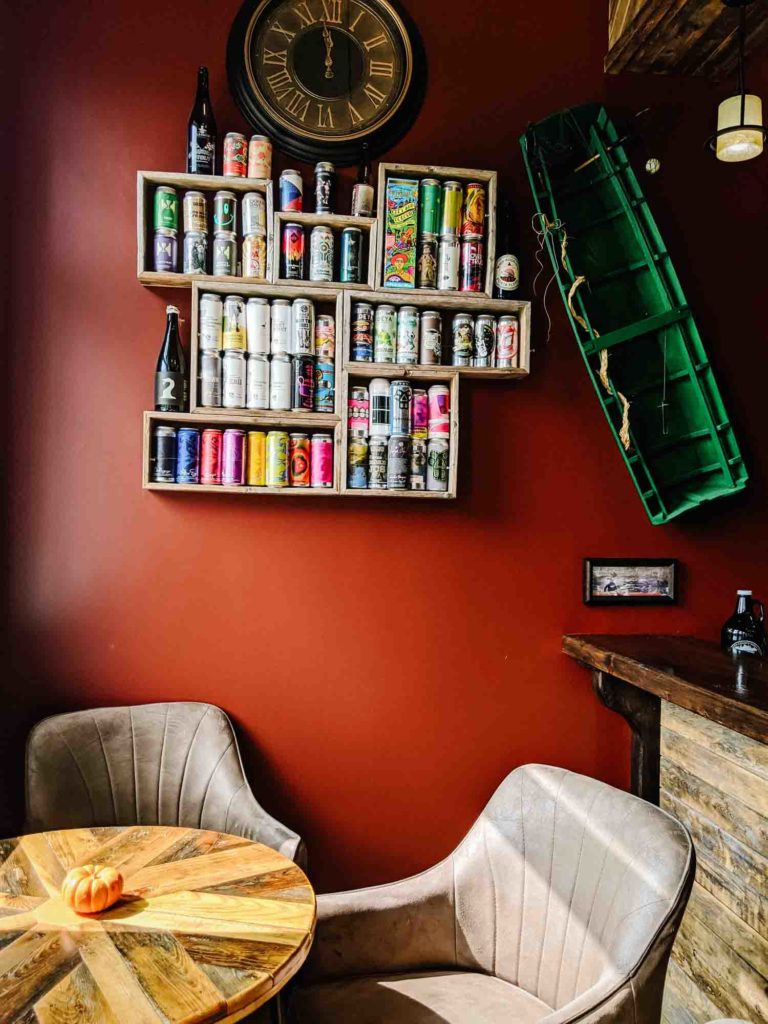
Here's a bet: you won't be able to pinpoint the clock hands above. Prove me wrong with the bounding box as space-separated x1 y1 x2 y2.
322 20 334 79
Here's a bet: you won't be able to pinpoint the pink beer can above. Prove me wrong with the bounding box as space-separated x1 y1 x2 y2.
223 133 248 178
411 388 428 439
311 433 333 488
496 315 519 366
427 384 450 438
247 135 273 179
221 428 246 484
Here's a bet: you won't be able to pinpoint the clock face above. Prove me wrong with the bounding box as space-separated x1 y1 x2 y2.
228 0 426 164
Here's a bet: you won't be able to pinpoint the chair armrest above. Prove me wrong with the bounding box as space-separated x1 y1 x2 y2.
301 858 456 983
226 784 305 866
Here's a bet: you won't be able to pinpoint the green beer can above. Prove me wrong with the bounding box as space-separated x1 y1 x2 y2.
154 186 179 231
419 178 441 236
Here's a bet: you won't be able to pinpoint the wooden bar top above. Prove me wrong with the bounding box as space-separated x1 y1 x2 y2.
563 634 768 745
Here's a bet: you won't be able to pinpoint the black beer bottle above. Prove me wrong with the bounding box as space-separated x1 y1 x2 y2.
721 590 767 657
154 305 188 412
187 66 217 174
494 199 520 299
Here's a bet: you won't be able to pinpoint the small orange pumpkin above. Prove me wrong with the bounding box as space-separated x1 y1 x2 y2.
61 863 124 914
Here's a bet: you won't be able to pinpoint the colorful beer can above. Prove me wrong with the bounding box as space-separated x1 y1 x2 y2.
154 186 178 231
201 429 223 485
452 313 474 366
419 179 441 236
314 361 335 413
152 425 177 483
369 377 390 438
199 293 223 349
347 436 368 489
426 437 450 491
369 436 388 490
270 300 291 355
387 435 409 490
212 231 237 276
291 297 315 355
474 314 496 367
153 229 177 272
176 427 200 484
289 433 311 487
222 428 246 485
460 238 484 292
246 352 269 410
396 306 419 364
309 225 334 282
314 162 334 214
246 297 270 354
222 295 246 350
247 135 272 179
340 226 362 283
266 430 290 487
246 431 266 486
183 191 207 234
410 437 427 490
496 315 519 367
279 169 303 212
310 433 334 488
437 235 460 290
428 384 451 437
242 192 267 235
383 177 418 288
269 353 292 410
223 132 248 177
315 315 336 360
373 305 396 362
243 233 266 278
213 191 237 231
420 310 442 364
411 388 428 439
351 303 373 361
198 349 221 408
183 231 207 274
390 379 413 435
461 183 486 237
417 234 438 288
348 385 369 436
282 222 305 279
292 354 315 411
439 181 463 236
222 349 246 408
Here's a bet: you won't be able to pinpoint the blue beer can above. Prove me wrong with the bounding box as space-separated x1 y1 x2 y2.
176 427 201 484
389 379 413 435
314 362 335 413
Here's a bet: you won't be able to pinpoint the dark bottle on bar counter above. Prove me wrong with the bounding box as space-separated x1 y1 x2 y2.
187 66 217 174
494 199 520 299
155 305 188 412
721 589 766 657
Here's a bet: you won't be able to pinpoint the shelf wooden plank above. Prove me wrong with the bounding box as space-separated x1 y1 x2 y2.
344 362 528 381
138 271 270 289
144 482 338 497
153 410 339 429
340 488 456 500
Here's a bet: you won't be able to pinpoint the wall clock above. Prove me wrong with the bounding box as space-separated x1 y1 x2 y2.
227 0 426 166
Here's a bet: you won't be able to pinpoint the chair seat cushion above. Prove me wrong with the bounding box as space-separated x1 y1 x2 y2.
291 970 553 1023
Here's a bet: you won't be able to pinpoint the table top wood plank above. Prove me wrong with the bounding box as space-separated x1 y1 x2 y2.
33 959 121 1024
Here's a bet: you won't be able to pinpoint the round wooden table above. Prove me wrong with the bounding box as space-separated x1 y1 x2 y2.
0 825 316 1023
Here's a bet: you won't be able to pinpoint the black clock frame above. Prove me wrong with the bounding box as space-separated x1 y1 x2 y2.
226 0 427 166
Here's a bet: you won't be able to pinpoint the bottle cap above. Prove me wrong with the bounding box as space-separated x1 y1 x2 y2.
737 589 752 595
166 305 180 315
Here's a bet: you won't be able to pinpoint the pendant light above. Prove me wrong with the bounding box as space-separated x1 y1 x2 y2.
709 0 766 162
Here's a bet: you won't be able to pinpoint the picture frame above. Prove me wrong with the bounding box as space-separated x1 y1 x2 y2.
583 558 678 606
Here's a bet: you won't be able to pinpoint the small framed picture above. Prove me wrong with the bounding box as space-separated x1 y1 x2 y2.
583 558 678 605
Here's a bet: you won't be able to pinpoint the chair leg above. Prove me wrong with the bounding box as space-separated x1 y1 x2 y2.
270 994 285 1024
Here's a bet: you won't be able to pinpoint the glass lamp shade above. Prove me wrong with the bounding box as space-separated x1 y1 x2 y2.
716 93 764 161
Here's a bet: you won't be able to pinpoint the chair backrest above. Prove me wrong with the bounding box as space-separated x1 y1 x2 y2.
452 764 694 1012
25 702 297 855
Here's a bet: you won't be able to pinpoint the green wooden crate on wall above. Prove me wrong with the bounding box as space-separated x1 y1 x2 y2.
520 103 748 525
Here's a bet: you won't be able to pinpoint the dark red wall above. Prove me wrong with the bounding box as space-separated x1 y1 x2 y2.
6 0 768 891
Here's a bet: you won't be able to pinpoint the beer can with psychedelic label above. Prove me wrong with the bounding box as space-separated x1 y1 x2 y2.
242 233 267 278
279 169 303 212
176 427 200 484
347 435 368 489
369 377 390 438
426 437 450 491
246 431 266 486
183 231 207 274
396 306 419 364
411 388 428 439
246 352 269 410
310 433 334 488
266 430 290 487
315 314 336 360
427 384 450 438
309 225 334 283
369 436 388 490
199 293 223 349
183 191 207 234
496 315 519 367
198 349 221 408
292 354 315 412
351 302 373 361
419 310 442 364
270 300 291 355
459 238 484 293
389 379 412 436
282 223 305 280
373 304 396 362
314 362 335 413
247 135 272 179
222 350 246 408
439 180 463 236
348 385 369 437
246 297 270 354
473 314 496 367
242 192 267 235
419 178 441 236
212 232 237 276
289 433 311 487
269 353 292 410
222 295 246 349
154 186 178 231
200 428 223 485
291 297 315 355
213 191 237 232
410 437 427 490
417 234 438 288
222 428 246 485
461 182 485 237
437 235 460 291
387 435 409 490
223 132 248 177
451 313 473 366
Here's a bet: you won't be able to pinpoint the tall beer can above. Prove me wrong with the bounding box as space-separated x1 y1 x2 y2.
200 429 223 484
152 426 177 482
269 353 292 410
387 435 409 490
176 428 201 484
292 354 315 411
459 238 484 292
452 313 474 366
279 169 303 212
369 377 390 437
314 362 335 413
496 315 519 367
282 223 305 279
351 302 373 361
266 431 289 487
291 297 315 355
461 183 486 237
310 433 334 488
419 179 441 236
426 438 450 491
212 232 237 276
396 306 419 364
348 385 369 436
474 315 496 366
183 231 207 274
340 227 362 283
314 162 335 214
242 233 266 278
390 379 413 435
247 136 272 179
369 436 388 490
289 433 311 487
213 191 237 232
428 384 450 437
198 349 222 408
437 236 460 290
222 429 246 485
439 181 463 235
199 293 223 350
246 353 269 410
347 436 368 489
222 350 246 408
411 389 428 439
223 132 248 177
183 191 207 234
222 295 246 350
154 229 177 272
154 186 179 231
309 225 334 282
246 297 270 354
410 437 427 490
315 315 336 360
417 234 438 288
420 310 442 364
242 192 266 235
270 300 291 355
373 305 396 362
246 431 266 486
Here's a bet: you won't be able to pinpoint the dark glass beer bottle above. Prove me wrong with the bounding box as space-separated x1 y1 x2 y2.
721 590 766 657
494 199 520 299
187 66 217 174
155 305 188 412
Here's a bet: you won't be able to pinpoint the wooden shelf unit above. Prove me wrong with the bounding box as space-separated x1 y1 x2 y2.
137 171 274 287
272 212 377 290
374 163 498 297
341 289 530 379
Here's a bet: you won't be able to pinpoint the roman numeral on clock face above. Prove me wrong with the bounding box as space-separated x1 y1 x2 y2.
369 59 393 77
364 32 387 51
267 68 293 100
270 20 295 42
321 0 342 22
293 2 316 26
283 89 311 121
317 103 335 128
263 48 287 66
364 81 386 107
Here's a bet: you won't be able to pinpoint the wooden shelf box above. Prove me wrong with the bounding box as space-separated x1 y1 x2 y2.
374 163 498 298
137 170 274 288
272 212 377 290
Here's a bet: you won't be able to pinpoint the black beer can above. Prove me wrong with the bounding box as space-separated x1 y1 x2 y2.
340 226 363 283
152 425 177 483
292 354 316 411
314 161 335 214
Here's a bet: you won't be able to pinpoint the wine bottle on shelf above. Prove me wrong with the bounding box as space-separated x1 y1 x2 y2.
187 66 217 175
494 199 520 299
351 144 374 217
154 306 188 412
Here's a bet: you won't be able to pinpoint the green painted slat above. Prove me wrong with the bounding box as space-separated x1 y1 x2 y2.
582 307 691 355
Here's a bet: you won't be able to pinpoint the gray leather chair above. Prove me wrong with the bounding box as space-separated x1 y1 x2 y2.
290 764 694 1024
25 701 305 867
